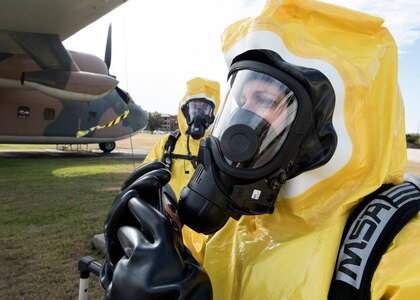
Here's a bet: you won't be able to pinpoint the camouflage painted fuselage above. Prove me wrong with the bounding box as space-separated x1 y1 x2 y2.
0 87 147 144
0 49 148 145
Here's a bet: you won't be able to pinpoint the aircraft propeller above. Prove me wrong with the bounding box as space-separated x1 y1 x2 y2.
104 23 130 104
104 23 112 71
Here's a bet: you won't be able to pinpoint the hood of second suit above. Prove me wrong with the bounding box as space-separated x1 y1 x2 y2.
177 77 220 137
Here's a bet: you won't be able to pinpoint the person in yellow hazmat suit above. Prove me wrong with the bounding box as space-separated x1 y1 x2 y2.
142 77 220 259
99 0 420 299
143 77 220 197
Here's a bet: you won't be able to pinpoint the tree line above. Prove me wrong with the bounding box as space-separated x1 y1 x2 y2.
145 111 178 133
407 133 420 148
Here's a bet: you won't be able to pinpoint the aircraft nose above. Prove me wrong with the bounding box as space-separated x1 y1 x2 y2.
128 104 148 131
138 107 148 130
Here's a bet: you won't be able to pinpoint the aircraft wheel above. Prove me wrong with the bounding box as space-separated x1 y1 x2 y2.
99 142 116 153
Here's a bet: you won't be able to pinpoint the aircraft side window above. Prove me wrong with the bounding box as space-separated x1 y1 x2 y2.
17 106 30 119
43 108 55 121
88 111 97 122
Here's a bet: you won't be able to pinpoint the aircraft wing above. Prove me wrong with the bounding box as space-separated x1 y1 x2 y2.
0 0 127 101
0 0 127 54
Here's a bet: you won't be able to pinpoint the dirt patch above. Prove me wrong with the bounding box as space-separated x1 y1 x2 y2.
116 133 164 151
407 160 420 175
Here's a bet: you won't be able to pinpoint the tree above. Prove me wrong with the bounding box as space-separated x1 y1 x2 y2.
147 111 163 133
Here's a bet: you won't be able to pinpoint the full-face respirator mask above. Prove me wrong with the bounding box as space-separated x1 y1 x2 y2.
181 98 215 140
179 59 318 234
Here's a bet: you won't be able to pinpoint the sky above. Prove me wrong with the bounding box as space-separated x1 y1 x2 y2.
63 0 420 133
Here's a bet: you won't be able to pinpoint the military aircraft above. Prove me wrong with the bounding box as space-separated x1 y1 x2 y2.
0 0 148 153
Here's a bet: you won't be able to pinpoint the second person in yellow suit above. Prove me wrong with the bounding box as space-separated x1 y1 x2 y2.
143 77 220 197
143 76 220 259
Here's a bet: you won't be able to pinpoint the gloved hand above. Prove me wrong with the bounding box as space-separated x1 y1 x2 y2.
119 160 169 193
100 161 212 300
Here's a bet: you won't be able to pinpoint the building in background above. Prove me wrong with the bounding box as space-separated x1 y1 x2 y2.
160 113 178 131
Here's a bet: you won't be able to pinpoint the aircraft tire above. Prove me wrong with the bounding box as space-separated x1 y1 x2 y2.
99 142 116 153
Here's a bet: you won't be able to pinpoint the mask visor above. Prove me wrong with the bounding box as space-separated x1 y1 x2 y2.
182 98 215 124
188 99 213 120
212 70 298 169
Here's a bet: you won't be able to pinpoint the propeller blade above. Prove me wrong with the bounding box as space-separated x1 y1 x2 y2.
105 23 112 70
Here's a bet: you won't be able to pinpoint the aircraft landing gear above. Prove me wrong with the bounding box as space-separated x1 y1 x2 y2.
99 142 116 153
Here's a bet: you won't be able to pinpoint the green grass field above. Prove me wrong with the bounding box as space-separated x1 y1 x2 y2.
0 157 144 299
0 138 418 299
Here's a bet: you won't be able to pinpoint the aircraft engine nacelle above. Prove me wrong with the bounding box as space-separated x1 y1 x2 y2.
21 70 119 101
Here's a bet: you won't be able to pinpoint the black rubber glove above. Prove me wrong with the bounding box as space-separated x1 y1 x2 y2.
100 161 212 299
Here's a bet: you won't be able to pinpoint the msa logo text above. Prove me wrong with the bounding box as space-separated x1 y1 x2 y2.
335 183 419 289
336 200 396 288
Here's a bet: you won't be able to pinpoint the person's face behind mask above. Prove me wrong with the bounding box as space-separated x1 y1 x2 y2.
189 100 212 119
240 78 296 134
184 99 215 140
213 70 299 169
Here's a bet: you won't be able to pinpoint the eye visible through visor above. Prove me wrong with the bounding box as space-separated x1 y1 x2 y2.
212 69 299 169
182 98 215 124
188 99 213 120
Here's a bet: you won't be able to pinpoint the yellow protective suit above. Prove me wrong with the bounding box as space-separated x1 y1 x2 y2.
181 0 420 299
143 77 220 259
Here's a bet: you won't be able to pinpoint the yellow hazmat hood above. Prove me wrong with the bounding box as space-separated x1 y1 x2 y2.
177 77 220 136
221 0 407 225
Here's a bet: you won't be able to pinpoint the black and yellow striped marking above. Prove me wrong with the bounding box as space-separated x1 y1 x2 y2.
76 109 129 138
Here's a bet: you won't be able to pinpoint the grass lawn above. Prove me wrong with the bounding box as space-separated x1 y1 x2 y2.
0 157 144 299
0 133 165 299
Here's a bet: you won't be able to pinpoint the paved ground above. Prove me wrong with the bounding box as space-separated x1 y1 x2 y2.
0 148 148 159
408 148 420 162
0 133 159 160
0 146 419 162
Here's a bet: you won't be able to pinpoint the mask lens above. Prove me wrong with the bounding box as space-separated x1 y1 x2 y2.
212 70 298 168
188 100 213 121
